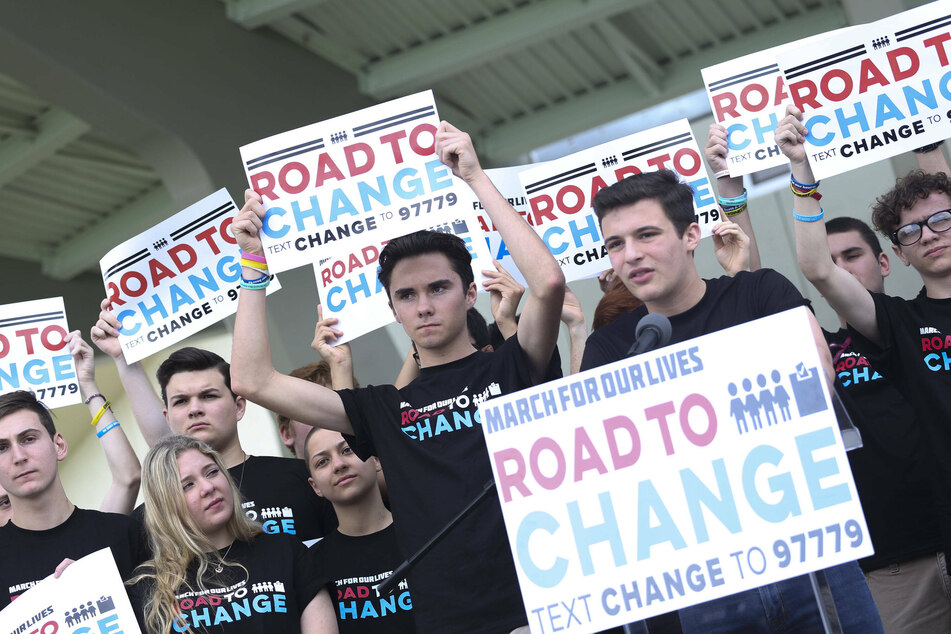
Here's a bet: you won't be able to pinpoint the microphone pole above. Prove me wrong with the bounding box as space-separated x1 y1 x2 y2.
378 479 496 596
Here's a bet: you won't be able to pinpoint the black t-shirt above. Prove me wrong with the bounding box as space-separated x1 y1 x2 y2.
824 328 941 571
0 507 149 607
231 456 336 546
337 337 561 634
313 524 415 633
848 290 951 559
132 533 326 634
582 270 806 370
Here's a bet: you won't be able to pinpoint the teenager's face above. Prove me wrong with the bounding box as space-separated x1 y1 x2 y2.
827 229 889 294
388 253 476 352
306 429 380 506
163 369 245 452
601 200 700 307
177 449 233 542
893 192 951 280
0 409 66 502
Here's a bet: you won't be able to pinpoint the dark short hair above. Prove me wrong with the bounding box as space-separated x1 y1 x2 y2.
592 170 696 237
156 347 233 405
377 231 474 297
825 216 883 257
872 169 951 238
467 308 491 350
0 391 56 438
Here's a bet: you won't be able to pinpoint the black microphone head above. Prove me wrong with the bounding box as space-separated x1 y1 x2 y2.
635 313 672 347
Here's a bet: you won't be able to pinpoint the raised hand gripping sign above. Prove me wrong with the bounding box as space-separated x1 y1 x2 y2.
0 548 141 634
701 28 855 177
479 307 870 633
100 189 280 364
240 90 468 274
517 120 718 282
776 1 951 179
0 297 80 409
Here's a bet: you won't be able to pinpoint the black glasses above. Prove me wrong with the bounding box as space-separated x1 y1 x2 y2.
891 209 951 246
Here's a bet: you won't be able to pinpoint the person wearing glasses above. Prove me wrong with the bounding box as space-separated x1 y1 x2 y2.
777 103 951 633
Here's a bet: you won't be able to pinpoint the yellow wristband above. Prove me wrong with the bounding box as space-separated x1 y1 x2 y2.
91 400 112 426
240 258 269 272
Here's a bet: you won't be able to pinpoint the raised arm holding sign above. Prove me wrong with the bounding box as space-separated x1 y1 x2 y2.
231 121 564 632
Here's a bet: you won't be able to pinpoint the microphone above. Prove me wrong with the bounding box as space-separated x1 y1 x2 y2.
627 313 672 357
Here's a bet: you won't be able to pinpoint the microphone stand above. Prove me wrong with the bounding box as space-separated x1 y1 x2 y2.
377 479 497 596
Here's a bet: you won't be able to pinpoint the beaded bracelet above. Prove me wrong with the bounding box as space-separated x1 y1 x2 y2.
84 392 105 405
96 420 120 439
793 207 824 223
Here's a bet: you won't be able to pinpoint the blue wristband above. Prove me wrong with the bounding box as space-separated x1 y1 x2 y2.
793 207 824 223
96 420 120 438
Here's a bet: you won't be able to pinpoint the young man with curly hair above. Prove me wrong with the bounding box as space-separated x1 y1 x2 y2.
779 103 951 631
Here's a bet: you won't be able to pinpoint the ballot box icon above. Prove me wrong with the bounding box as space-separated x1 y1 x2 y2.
788 363 828 417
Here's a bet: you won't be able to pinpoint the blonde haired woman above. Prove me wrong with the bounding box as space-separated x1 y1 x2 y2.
130 435 336 633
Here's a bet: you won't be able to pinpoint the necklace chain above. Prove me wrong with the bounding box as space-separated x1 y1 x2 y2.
215 453 248 574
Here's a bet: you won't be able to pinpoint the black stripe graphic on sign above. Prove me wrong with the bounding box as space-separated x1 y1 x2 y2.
708 64 779 91
896 14 951 42
353 105 434 134
0 311 64 329
621 133 692 161
245 138 325 171
785 45 867 80
524 163 598 195
353 106 436 138
104 249 151 279
170 202 236 242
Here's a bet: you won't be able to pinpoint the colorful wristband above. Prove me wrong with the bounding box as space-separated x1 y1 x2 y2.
714 169 730 179
91 401 112 426
83 392 105 405
240 252 268 264
723 203 748 218
240 275 272 290
240 258 269 272
96 420 120 438
793 207 824 223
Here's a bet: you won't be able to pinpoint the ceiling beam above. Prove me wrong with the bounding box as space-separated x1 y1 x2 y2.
595 21 661 96
479 3 846 162
360 0 649 99
225 0 327 29
0 107 89 189
42 184 174 281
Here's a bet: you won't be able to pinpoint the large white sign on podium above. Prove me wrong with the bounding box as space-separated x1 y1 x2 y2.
480 307 871 633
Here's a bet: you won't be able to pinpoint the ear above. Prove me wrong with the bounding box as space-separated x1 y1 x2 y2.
878 251 891 278
371 456 382 472
465 282 477 309
234 395 247 422
307 476 324 498
278 425 295 452
54 433 68 462
891 243 911 267
683 222 702 253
